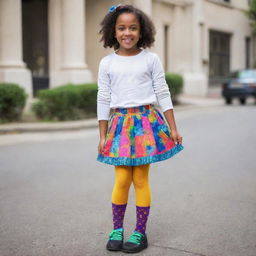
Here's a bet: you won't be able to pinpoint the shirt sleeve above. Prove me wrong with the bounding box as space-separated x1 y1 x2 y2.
97 58 111 121
151 54 173 112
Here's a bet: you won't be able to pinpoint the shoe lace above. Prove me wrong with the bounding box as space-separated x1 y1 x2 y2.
128 231 144 245
109 228 123 241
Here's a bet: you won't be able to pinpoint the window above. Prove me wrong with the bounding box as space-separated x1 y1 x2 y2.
209 30 231 82
245 37 251 69
164 25 169 71
22 0 49 96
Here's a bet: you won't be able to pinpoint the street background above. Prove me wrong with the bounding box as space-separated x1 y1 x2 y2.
1 97 256 256
1 1 256 255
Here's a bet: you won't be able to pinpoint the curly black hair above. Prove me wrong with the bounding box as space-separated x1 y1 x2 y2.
99 5 156 50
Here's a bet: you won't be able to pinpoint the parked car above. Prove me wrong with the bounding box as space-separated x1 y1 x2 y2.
222 69 256 104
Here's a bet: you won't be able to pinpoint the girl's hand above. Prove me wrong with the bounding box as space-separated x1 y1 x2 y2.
98 120 108 154
171 130 183 145
163 109 182 145
98 138 106 154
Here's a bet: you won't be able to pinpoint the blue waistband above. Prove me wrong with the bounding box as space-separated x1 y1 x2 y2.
114 104 152 114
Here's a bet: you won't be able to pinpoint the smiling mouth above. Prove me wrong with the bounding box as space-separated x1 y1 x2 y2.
122 39 133 43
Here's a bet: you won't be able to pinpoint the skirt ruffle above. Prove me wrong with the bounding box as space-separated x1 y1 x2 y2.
97 105 184 166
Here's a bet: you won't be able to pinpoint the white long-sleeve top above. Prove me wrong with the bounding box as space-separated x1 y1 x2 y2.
97 49 173 120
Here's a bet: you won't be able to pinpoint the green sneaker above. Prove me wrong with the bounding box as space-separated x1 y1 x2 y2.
106 228 124 251
122 231 148 253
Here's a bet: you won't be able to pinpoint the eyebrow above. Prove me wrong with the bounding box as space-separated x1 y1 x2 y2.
116 24 138 27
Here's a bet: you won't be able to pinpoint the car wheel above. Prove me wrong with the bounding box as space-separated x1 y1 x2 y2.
225 98 232 104
239 98 246 105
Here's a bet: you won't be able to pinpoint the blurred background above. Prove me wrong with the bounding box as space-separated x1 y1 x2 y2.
1 2 256 256
0 0 255 99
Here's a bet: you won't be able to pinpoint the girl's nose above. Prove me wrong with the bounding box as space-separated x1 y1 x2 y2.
124 28 131 35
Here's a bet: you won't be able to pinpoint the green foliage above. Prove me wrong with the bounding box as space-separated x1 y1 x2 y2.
32 74 183 121
246 0 256 34
0 83 27 122
32 83 97 121
165 73 183 103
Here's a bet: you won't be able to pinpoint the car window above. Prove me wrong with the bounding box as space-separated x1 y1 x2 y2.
239 70 256 79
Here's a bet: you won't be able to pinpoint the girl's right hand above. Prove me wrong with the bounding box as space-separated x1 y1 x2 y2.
98 138 106 154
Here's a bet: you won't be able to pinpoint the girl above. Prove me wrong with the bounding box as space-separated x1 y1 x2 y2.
97 4 184 253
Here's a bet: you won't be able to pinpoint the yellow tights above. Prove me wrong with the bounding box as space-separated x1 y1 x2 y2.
112 164 151 207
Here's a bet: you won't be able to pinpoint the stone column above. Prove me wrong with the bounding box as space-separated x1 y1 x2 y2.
0 0 32 95
62 0 87 69
51 0 92 86
133 0 152 17
172 5 185 72
183 0 208 96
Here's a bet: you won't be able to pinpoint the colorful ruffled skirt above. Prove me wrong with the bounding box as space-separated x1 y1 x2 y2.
97 105 184 166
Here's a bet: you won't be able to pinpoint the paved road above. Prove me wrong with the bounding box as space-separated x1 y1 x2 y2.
0 104 256 256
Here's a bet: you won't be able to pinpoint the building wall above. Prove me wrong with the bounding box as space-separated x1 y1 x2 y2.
0 0 254 97
47 0 256 95
85 0 253 93
152 1 174 68
204 0 252 74
48 0 62 86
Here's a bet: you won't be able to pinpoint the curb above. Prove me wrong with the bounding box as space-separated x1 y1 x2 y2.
0 97 224 135
0 119 98 135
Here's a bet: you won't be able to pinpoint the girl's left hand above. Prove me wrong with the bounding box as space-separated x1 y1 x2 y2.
171 130 183 145
98 138 106 154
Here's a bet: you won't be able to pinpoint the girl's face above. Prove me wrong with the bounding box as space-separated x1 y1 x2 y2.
115 13 141 54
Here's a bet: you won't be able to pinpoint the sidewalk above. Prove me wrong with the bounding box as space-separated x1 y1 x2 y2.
0 94 224 134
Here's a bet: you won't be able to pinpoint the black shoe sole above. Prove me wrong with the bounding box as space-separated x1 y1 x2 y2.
106 243 123 251
106 247 123 251
122 244 148 253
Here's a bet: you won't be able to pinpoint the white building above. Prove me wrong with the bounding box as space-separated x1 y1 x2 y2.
0 0 254 97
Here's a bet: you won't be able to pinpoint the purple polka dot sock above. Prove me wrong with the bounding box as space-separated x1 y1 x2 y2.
135 206 150 234
112 203 127 229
